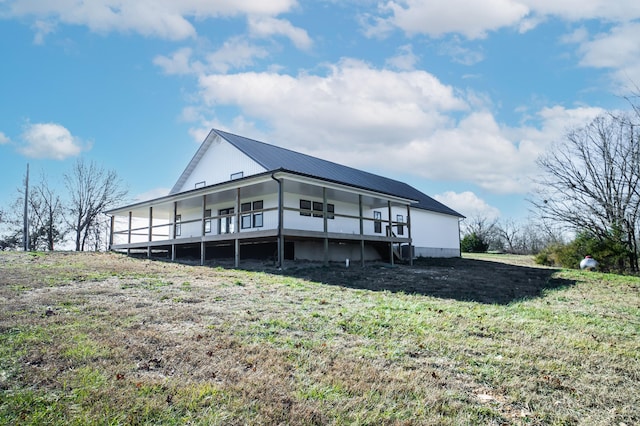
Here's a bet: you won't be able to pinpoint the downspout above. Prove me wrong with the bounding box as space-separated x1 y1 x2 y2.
458 217 464 257
271 172 283 268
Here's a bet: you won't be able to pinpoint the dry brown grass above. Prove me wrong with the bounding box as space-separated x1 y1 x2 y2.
1 251 638 425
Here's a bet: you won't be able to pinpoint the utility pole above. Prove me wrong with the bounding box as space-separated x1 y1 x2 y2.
23 163 29 252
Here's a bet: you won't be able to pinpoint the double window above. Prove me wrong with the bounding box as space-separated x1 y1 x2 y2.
241 200 264 229
300 199 334 219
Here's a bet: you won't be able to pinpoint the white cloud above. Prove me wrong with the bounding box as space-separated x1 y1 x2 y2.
578 23 640 68
520 0 640 22
375 0 530 39
437 37 484 65
377 111 534 194
248 16 312 50
559 26 589 44
205 37 270 73
191 60 606 194
19 123 89 160
5 0 298 41
153 47 200 75
385 44 419 70
0 131 10 145
434 191 501 220
197 58 467 152
154 38 272 75
31 19 56 44
572 22 640 89
367 0 640 40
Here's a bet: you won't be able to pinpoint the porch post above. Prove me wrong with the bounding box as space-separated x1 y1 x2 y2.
323 187 329 266
200 195 206 266
359 194 364 267
171 201 177 261
108 215 114 251
388 200 394 266
234 188 240 268
127 211 132 256
407 204 413 266
277 177 284 268
201 195 207 236
147 206 153 258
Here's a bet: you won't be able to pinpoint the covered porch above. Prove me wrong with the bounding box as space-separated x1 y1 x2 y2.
107 171 414 268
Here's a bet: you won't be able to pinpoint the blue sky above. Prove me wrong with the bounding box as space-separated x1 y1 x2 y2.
1 0 639 224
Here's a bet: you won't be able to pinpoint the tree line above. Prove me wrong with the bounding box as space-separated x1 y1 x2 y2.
462 96 640 273
0 159 127 252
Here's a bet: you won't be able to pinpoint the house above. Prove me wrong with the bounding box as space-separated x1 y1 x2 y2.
106 129 464 267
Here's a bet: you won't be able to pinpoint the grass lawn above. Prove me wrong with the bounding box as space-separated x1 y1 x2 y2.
0 251 638 425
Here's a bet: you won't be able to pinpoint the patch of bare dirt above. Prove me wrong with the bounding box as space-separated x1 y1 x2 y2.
243 256 568 304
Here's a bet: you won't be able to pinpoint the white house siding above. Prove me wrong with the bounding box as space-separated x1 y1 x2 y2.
178 137 266 193
410 209 461 257
283 193 362 234
282 192 406 237
173 193 279 239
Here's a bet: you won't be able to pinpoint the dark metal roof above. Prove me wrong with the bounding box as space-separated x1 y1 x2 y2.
214 129 464 217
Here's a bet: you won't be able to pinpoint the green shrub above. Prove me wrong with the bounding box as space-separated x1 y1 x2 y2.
461 232 489 253
534 231 634 273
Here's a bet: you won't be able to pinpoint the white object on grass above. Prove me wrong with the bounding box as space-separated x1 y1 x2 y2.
580 256 598 270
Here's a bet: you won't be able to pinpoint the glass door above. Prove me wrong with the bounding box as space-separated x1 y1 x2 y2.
218 207 235 234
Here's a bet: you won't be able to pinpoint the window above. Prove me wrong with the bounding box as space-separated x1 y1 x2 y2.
300 199 311 216
230 171 244 180
313 201 323 218
374 211 382 234
300 199 335 219
175 214 181 237
195 181 206 189
397 214 404 235
327 203 335 220
252 200 264 228
241 201 264 229
204 209 212 233
241 202 252 229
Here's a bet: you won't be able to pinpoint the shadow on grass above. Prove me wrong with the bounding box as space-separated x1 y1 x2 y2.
274 257 575 305
143 253 576 305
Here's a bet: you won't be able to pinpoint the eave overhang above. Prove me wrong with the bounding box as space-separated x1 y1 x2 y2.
106 168 418 216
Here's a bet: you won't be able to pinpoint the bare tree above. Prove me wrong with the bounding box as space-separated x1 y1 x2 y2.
85 214 111 252
0 208 21 251
29 174 65 250
494 218 565 254
496 219 521 253
65 159 127 251
532 113 640 271
1 173 64 251
461 215 500 249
